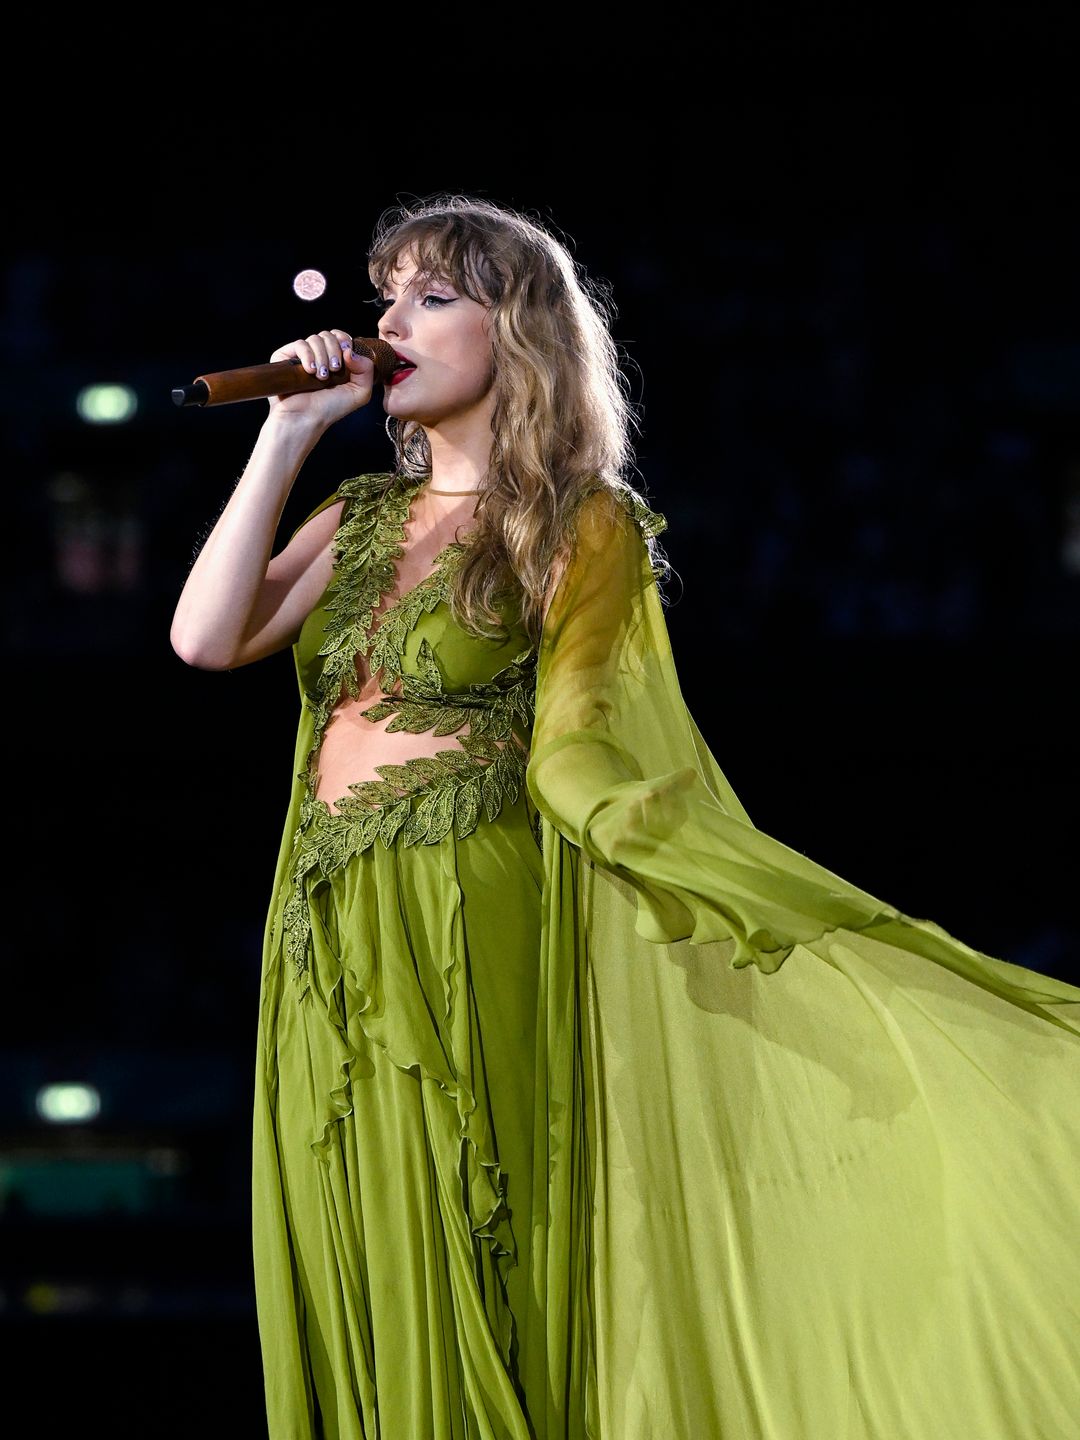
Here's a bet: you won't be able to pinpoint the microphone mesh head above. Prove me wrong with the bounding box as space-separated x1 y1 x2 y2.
350 337 398 386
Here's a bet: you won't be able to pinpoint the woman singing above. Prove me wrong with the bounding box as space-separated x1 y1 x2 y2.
171 194 1080 1440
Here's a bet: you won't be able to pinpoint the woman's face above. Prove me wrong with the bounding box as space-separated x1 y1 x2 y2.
375 251 495 430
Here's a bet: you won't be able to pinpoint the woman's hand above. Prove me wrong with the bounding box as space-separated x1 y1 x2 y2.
171 326 372 668
266 327 377 426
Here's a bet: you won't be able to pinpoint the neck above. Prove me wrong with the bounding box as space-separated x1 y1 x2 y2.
420 393 496 494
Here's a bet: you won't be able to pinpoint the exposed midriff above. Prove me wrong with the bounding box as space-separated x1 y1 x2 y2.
312 488 489 815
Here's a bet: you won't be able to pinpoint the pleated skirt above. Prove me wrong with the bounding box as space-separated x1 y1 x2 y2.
252 789 584 1440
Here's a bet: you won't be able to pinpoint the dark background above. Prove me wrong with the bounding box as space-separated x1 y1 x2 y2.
3 19 1080 1434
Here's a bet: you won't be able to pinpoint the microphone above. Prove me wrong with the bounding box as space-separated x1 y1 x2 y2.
171 336 399 407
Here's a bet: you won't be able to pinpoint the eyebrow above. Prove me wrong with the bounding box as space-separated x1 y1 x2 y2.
379 273 453 296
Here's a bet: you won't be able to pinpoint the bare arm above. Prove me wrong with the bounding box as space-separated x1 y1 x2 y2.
170 328 371 671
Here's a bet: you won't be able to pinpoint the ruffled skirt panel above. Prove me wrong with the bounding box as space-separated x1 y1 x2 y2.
252 790 594 1440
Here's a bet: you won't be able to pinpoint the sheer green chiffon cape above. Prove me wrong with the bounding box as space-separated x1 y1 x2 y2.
524 487 1080 1438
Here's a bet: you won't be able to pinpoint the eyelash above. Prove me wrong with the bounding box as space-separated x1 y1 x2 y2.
368 294 452 312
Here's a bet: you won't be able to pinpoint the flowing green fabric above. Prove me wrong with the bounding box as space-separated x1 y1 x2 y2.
253 476 1080 1439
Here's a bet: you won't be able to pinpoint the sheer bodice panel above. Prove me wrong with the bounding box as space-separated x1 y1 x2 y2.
277 470 667 977
302 600 535 814
293 474 537 828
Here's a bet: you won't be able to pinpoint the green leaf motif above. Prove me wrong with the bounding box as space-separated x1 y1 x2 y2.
284 473 680 979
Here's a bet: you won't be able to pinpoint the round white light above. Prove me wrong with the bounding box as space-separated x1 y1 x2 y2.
292 269 327 301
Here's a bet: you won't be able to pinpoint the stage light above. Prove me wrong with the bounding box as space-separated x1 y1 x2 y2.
292 268 327 300
76 384 138 424
35 1082 102 1124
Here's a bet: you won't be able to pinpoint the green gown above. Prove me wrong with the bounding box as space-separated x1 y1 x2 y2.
252 471 1080 1440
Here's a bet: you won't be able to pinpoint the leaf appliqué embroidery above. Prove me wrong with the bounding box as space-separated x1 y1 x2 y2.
282 473 666 980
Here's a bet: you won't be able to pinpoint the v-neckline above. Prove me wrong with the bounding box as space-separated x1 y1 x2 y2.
345 476 472 640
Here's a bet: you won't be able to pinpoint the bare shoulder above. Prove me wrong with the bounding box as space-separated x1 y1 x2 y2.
268 497 345 582
224 498 346 667
288 494 346 551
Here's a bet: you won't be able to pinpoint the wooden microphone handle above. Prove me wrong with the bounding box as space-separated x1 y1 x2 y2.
173 337 398 407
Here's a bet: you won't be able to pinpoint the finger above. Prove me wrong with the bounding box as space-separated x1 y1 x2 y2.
305 329 338 377
270 339 313 367
329 328 353 368
317 329 347 374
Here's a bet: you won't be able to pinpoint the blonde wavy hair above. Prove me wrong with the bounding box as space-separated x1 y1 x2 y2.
365 194 671 645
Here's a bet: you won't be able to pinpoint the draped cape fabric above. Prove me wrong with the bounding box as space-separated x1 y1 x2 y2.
525 488 1080 1438
256 481 1080 1439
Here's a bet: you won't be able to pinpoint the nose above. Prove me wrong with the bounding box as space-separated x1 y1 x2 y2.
377 296 408 340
